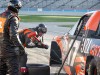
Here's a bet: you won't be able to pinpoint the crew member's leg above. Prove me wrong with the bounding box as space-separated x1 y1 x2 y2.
0 58 7 75
20 53 27 67
6 56 19 75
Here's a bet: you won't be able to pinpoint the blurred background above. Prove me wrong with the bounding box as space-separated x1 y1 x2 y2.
0 0 100 16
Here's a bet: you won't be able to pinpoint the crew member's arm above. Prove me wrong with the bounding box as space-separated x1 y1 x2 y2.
28 32 49 49
36 42 49 49
26 36 48 49
9 17 24 50
25 34 38 48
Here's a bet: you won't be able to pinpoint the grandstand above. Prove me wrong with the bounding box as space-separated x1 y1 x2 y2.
0 0 100 16
0 0 100 10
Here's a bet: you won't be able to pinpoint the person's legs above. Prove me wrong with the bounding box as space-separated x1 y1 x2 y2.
19 53 28 74
6 56 19 75
0 58 7 75
20 53 27 67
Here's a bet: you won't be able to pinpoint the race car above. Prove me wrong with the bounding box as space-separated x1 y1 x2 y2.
50 10 100 75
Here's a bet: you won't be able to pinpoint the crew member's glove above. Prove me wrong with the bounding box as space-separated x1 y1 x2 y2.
37 42 49 49
43 44 49 49
14 46 25 55
14 47 20 56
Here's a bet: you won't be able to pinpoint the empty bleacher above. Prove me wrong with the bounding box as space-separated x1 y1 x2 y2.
91 2 100 10
45 0 70 10
0 0 100 11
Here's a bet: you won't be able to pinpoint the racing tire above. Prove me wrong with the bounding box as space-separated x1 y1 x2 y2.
88 59 99 75
26 64 50 75
50 41 62 66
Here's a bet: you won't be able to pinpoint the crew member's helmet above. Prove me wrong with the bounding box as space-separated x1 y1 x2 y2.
36 24 47 34
8 0 22 13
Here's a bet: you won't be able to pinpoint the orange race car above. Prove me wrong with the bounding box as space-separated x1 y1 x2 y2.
50 10 100 75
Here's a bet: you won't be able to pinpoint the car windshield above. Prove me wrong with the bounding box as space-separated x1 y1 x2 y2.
68 20 79 35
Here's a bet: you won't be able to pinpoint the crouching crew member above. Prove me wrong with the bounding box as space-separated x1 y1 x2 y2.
19 24 49 73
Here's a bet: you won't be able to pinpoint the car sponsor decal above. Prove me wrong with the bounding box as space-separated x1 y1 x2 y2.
81 38 92 53
90 45 100 57
65 40 81 66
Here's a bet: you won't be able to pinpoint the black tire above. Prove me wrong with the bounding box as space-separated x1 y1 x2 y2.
26 64 50 75
50 41 62 65
88 59 99 75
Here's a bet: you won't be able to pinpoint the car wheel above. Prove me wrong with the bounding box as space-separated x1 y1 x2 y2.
50 41 62 65
88 59 99 75
26 64 50 75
